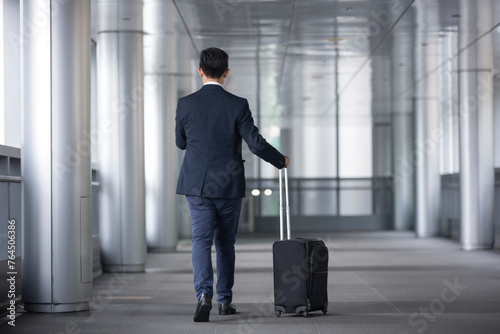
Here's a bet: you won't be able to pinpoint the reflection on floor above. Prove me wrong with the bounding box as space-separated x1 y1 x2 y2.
2 231 500 334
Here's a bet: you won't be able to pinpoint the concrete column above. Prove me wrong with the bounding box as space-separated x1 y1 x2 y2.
391 11 415 231
371 54 392 178
22 0 92 312
97 16 146 270
414 0 441 237
145 74 178 252
458 0 494 250
371 54 392 218
439 30 460 175
495 75 500 250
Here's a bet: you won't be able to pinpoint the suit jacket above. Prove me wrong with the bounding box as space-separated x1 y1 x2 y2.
175 84 286 198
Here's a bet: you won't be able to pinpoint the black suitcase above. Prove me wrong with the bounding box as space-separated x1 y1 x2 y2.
273 168 329 317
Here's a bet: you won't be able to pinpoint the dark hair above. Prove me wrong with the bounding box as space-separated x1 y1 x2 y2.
199 47 229 79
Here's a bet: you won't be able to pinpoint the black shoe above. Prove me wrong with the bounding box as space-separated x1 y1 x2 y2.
193 293 212 322
218 303 236 315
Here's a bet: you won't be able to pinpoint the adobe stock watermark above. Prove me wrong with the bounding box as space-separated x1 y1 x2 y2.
400 278 468 334
52 73 162 182
9 0 71 54
336 0 408 65
387 73 495 191
279 248 328 292
48 270 135 334
220 292 283 334
212 0 244 22
6 219 17 327
187 143 267 198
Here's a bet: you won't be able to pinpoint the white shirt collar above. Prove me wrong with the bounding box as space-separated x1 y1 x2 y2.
204 81 223 87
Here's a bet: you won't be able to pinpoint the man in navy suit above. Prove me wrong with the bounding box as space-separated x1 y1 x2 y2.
176 47 289 322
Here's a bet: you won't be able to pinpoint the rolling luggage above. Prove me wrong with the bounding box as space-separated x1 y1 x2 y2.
273 168 329 317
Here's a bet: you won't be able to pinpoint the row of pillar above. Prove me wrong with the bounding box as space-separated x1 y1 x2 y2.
19 0 497 313
21 0 178 312
458 0 495 250
381 0 495 249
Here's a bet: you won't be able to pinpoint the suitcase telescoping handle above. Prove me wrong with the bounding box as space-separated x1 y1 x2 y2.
279 168 291 241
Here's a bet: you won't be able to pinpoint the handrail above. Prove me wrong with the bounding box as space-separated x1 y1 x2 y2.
0 176 21 183
0 177 103 185
442 172 500 187
246 177 392 192
247 177 388 182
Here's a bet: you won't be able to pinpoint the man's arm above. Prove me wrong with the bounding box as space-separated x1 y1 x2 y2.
284 155 290 168
175 102 186 150
237 100 288 169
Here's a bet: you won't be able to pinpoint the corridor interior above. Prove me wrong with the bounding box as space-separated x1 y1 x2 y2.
2 231 500 334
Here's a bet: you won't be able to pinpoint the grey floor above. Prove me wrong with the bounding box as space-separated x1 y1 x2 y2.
2 231 500 334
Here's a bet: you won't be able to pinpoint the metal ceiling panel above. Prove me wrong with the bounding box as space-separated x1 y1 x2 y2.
90 0 500 124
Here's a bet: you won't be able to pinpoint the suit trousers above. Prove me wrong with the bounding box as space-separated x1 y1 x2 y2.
186 195 242 304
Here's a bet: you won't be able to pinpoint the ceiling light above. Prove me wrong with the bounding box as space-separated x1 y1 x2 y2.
326 38 344 43
337 16 358 21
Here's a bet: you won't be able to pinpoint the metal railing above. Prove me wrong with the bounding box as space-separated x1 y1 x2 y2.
0 145 22 310
242 176 394 232
440 169 500 247
246 176 393 217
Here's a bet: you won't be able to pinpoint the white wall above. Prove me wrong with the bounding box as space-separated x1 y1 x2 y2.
0 0 4 145
495 74 500 168
2 0 21 148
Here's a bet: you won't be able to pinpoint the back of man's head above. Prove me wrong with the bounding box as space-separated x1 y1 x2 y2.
199 47 228 79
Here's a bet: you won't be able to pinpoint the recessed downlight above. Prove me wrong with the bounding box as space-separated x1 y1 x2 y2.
326 38 345 43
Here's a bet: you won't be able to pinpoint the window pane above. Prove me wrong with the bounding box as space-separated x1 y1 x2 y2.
301 179 337 216
495 75 500 168
338 116 373 177
340 189 372 216
0 1 4 145
339 179 372 215
302 190 337 216
300 126 337 178
1 0 21 148
338 60 372 178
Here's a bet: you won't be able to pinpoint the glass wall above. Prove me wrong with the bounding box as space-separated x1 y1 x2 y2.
247 54 378 221
496 73 500 168
0 0 5 145
0 0 21 148
90 41 98 165
495 4 500 168
496 75 500 167
338 59 373 178
439 30 460 175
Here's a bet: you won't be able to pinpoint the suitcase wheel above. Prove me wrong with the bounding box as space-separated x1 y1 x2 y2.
275 310 281 317
322 309 327 314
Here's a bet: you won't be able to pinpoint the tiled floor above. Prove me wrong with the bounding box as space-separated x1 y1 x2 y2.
2 231 500 333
